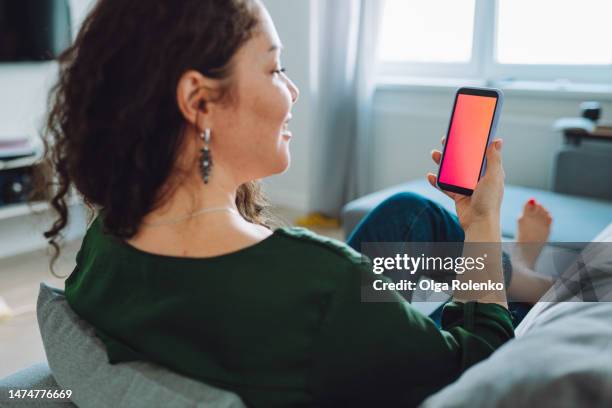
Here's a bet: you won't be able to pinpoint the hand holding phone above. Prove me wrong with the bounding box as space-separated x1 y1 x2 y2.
427 87 505 232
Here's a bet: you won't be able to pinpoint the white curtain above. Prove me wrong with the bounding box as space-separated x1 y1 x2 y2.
310 0 384 218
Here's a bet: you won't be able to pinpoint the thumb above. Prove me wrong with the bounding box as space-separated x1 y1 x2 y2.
483 138 503 178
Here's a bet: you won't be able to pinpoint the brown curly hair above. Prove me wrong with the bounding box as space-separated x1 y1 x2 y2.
40 0 274 275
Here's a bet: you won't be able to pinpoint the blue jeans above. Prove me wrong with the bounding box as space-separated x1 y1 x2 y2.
345 192 522 326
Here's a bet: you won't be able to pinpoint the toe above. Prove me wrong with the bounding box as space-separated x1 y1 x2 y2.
524 198 537 213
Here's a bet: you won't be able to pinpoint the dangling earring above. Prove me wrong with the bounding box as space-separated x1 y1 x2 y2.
199 128 212 184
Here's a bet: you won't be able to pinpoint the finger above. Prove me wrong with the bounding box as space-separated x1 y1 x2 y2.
426 173 461 201
431 149 442 165
440 136 446 147
427 172 436 187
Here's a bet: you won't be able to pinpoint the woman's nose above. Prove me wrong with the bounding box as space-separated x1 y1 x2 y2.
287 77 299 104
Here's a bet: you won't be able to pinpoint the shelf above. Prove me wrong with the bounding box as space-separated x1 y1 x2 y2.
0 195 81 222
0 193 88 260
0 155 41 171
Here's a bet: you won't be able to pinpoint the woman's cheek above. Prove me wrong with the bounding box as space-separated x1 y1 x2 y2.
257 94 286 139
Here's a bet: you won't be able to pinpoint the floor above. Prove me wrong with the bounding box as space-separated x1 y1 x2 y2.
0 240 81 378
0 207 344 378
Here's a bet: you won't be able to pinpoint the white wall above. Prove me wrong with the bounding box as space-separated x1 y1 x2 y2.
0 63 56 147
260 0 317 211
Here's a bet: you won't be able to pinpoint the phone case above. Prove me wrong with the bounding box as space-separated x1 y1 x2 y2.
477 87 504 179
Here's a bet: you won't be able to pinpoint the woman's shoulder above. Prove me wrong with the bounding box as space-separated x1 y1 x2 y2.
73 214 103 263
78 216 366 276
273 226 365 269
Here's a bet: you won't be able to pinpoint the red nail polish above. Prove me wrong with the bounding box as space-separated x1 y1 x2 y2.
528 198 536 206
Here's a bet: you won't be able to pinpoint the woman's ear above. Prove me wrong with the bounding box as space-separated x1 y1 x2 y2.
176 70 219 128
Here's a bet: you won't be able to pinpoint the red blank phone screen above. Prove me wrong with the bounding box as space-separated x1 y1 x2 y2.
439 94 497 190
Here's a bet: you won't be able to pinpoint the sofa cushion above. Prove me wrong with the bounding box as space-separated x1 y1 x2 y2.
342 179 612 249
552 145 612 201
36 283 246 408
421 236 612 408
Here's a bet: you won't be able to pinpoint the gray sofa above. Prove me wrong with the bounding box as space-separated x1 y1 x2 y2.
0 363 73 407
0 284 245 408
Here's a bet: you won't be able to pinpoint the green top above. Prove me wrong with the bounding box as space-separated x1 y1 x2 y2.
65 216 514 407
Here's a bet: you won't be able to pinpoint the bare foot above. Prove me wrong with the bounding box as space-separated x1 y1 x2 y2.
507 199 554 302
513 198 553 269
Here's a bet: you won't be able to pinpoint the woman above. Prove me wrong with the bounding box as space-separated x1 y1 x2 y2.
41 0 547 406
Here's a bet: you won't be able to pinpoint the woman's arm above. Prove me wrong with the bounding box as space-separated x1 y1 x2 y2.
428 139 508 308
309 140 512 406
454 219 507 307
310 262 514 407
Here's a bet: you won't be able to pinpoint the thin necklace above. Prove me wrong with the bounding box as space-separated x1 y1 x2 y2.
140 206 240 227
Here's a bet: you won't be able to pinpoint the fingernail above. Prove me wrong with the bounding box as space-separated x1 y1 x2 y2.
495 140 503 150
528 198 536 206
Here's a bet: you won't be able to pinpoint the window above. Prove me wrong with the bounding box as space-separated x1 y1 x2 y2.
379 0 475 63
496 0 612 65
378 0 612 83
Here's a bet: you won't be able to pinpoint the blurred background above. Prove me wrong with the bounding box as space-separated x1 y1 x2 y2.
2 0 612 377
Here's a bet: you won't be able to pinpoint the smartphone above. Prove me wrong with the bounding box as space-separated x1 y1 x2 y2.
437 87 504 196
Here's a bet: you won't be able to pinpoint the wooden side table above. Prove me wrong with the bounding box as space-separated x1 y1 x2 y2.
564 125 612 146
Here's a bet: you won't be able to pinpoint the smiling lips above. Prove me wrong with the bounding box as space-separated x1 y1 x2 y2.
282 114 292 138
